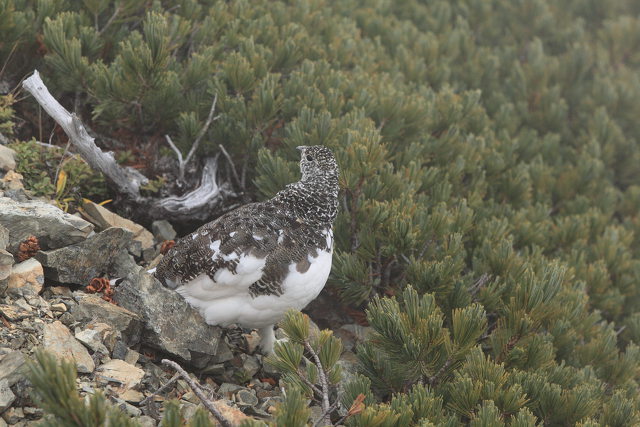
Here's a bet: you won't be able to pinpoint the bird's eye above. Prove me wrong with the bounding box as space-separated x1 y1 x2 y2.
306 155 313 161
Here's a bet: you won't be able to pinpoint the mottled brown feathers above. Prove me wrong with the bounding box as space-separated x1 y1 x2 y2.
154 145 339 297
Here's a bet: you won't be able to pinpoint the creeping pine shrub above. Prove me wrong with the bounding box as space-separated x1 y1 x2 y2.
4 0 640 424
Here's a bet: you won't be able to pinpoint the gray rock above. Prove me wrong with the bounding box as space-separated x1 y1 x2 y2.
138 415 157 427
0 197 94 254
0 225 8 250
236 389 258 407
75 323 115 354
0 146 15 172
151 220 176 242
70 292 142 346
81 202 154 250
96 360 144 389
113 398 142 417
113 271 223 363
1 406 22 424
0 380 15 412
240 354 261 378
218 383 244 396
6 259 44 297
43 321 95 373
0 351 27 387
0 249 13 296
0 304 32 321
35 227 133 285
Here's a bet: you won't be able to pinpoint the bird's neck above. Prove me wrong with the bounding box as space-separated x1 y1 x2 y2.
275 174 339 226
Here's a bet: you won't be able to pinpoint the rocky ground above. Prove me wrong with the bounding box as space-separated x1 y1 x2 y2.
0 144 366 426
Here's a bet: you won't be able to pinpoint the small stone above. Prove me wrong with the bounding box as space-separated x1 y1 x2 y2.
1 406 22 424
211 400 250 425
0 250 12 297
0 146 15 171
50 303 67 313
70 292 142 346
47 286 73 297
218 383 244 397
0 351 27 386
124 349 140 365
0 304 32 321
0 380 15 412
7 259 44 297
240 354 261 378
201 363 226 377
96 359 144 389
113 398 142 417
209 340 234 364
0 171 23 191
236 389 258 407
138 415 157 427
82 202 155 250
75 327 109 354
151 220 176 242
43 321 95 373
119 389 144 403
244 331 261 354
0 225 8 250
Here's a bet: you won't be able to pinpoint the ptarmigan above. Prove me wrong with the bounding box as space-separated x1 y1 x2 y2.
154 145 339 353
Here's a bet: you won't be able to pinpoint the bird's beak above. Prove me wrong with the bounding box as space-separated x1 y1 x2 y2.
296 146 307 152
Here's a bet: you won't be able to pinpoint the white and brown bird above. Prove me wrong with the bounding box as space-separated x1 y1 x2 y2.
154 145 339 353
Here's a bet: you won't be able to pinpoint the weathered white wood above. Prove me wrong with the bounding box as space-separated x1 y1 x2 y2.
22 70 230 222
151 156 227 221
23 71 145 199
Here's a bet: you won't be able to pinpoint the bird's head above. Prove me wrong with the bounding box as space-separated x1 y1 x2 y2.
297 145 338 181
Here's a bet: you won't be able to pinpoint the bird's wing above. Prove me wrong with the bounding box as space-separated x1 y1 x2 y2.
154 204 283 297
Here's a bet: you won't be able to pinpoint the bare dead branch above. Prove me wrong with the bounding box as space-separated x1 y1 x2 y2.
304 341 332 426
187 93 219 166
23 70 146 199
139 372 179 407
161 359 233 427
22 70 231 222
219 144 242 190
164 93 220 183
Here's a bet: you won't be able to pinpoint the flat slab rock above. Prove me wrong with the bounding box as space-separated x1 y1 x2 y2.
43 321 95 373
82 201 154 250
6 258 44 297
96 359 144 390
0 351 27 387
114 271 224 365
70 292 142 346
0 197 94 254
35 227 133 285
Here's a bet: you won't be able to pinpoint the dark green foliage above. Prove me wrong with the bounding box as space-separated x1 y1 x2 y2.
5 0 640 424
27 350 139 427
28 350 232 427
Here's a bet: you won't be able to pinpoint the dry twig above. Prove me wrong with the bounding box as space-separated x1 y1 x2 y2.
304 341 332 426
161 359 232 427
164 94 220 183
